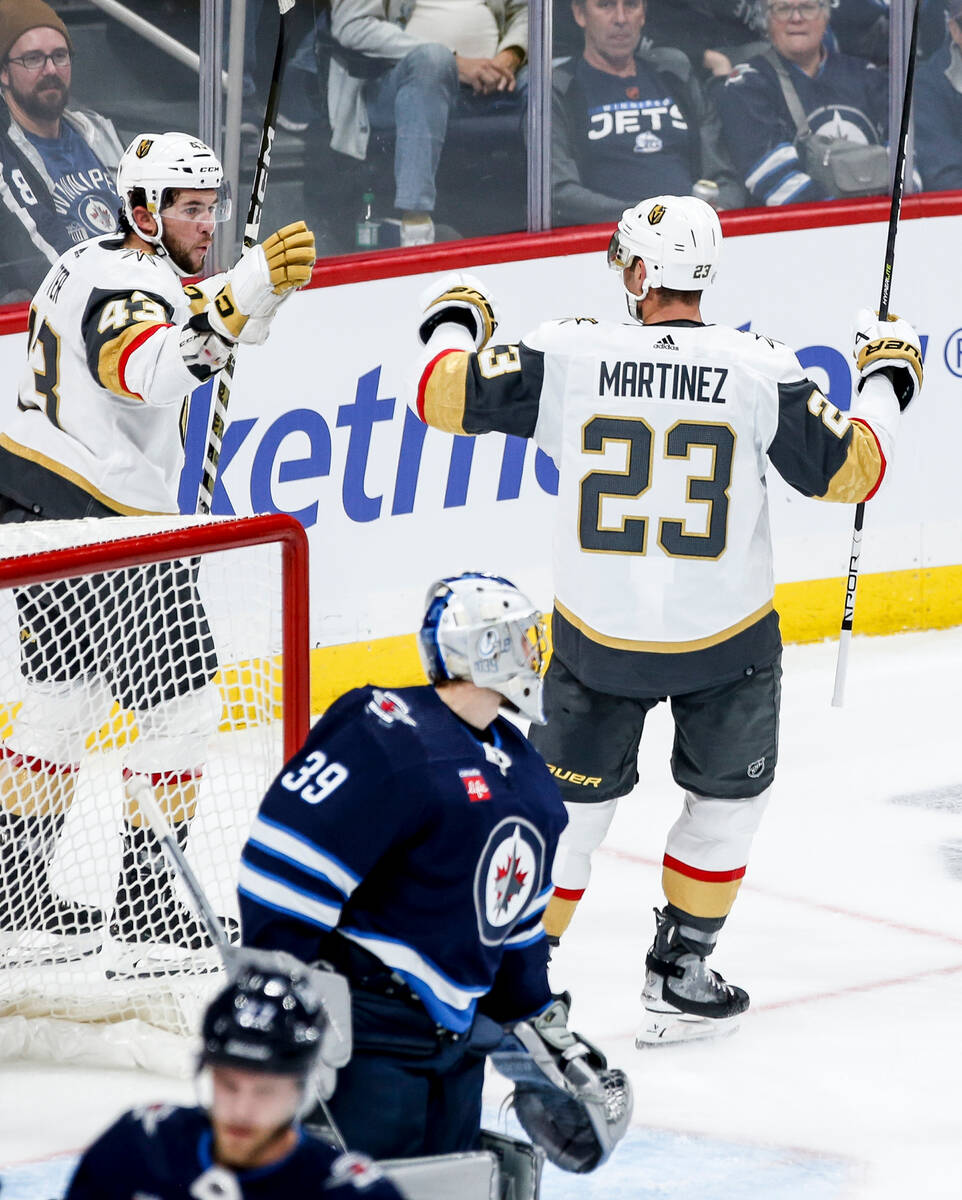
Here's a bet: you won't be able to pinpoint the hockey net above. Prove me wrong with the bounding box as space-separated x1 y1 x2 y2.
0 513 309 1073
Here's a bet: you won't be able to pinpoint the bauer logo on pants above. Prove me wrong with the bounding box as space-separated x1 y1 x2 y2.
473 817 545 946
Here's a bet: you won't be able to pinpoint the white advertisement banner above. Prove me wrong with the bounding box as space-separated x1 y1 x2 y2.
1 212 959 647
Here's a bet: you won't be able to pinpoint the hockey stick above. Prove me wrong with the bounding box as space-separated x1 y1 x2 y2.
831 0 920 708
196 0 296 515
132 779 350 1153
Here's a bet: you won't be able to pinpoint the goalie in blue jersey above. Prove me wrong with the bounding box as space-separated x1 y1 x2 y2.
237 572 633 1173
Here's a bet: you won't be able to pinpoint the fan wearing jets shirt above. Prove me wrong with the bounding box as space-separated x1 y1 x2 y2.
412 195 922 1045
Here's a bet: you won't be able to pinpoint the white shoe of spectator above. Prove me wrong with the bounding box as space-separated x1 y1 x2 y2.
401 214 435 246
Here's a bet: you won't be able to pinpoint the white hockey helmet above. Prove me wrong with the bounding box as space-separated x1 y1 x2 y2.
116 132 231 274
418 572 548 724
607 194 722 319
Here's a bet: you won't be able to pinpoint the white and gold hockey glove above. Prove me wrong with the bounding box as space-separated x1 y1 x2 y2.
207 221 317 343
853 308 923 411
418 272 499 352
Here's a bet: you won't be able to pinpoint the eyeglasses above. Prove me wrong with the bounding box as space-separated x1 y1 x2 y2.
767 2 827 20
6 48 72 72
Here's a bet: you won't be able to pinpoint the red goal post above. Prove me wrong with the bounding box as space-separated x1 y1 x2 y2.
0 513 310 1073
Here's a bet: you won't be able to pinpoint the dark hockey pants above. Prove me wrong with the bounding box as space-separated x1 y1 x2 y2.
326 987 499 1159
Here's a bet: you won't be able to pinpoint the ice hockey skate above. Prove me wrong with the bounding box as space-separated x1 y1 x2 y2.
0 812 104 967
635 907 749 1046
103 824 236 979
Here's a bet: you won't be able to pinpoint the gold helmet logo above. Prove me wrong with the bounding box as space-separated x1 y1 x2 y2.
135 138 154 159
648 204 666 226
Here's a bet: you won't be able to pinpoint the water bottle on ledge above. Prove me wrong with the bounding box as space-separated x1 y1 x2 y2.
355 190 380 250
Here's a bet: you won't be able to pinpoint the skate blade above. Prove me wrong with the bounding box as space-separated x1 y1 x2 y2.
101 937 223 980
0 929 103 968
635 1007 742 1047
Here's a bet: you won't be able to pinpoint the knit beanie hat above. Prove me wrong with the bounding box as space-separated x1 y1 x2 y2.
0 0 71 65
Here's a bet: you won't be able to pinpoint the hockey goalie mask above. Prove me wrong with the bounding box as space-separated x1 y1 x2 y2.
117 132 232 276
418 572 547 724
608 194 722 321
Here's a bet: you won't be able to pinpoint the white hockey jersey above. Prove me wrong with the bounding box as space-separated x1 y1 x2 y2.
416 315 898 696
0 234 210 517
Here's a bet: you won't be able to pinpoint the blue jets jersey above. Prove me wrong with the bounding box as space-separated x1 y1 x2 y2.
716 48 887 205
239 685 568 1032
64 1103 404 1199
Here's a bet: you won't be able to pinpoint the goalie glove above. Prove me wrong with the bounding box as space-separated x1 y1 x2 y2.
489 993 633 1173
418 271 498 352
207 221 316 342
853 308 923 411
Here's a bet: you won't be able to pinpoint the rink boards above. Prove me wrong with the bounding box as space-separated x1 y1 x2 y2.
1 200 960 709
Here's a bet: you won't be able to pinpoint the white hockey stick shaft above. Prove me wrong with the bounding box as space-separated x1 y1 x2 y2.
133 778 350 1153
129 779 237 967
831 0 920 707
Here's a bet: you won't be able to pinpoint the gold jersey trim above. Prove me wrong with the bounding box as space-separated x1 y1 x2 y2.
819 419 884 503
0 434 169 517
420 350 470 434
97 321 162 401
553 596 775 654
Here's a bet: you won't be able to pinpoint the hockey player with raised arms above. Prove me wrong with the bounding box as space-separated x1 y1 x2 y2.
0 132 315 968
65 961 405 1199
238 573 632 1171
412 195 922 1044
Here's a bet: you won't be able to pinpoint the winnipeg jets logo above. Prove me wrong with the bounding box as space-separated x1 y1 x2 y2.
133 1103 177 1136
366 689 416 727
82 195 115 233
473 817 545 945
809 105 880 146
634 131 663 154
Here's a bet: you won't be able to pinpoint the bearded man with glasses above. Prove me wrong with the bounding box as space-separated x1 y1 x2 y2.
0 0 123 301
714 0 888 207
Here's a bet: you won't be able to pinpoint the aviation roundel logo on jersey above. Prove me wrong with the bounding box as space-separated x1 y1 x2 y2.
82 195 115 233
473 817 546 946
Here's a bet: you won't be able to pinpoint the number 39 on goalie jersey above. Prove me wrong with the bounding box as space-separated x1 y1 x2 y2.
416 318 895 695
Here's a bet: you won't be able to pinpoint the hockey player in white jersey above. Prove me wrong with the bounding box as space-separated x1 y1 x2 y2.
412 194 922 1043
0 131 315 968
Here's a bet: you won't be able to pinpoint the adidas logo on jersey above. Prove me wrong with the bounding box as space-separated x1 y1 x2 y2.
652 334 679 351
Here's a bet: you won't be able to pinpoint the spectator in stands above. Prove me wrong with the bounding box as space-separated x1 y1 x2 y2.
715 0 889 207
915 1 962 192
327 0 528 246
0 0 123 301
551 0 743 227
642 0 767 79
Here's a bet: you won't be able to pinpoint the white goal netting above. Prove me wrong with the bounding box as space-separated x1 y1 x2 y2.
0 514 308 1073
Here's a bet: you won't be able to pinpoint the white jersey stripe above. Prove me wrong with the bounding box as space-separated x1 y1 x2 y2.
238 861 342 930
247 814 359 899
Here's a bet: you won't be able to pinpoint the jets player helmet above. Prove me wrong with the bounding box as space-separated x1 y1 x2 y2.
116 132 231 274
418 572 548 724
607 194 722 319
200 964 325 1078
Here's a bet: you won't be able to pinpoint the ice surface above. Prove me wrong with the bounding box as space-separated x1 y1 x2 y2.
2 628 961 1198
